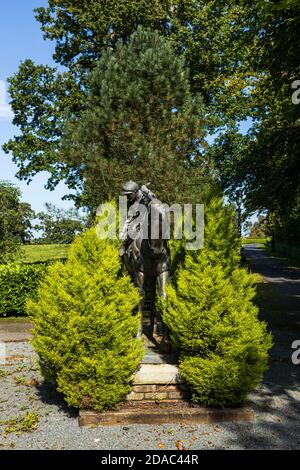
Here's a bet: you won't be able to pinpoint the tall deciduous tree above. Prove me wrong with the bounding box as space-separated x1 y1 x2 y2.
0 181 34 263
207 1 300 244
35 203 87 244
238 1 300 244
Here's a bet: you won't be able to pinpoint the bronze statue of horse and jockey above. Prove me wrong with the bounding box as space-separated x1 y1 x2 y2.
120 181 170 345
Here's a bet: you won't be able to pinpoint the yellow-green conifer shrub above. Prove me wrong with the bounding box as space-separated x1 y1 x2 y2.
162 255 272 406
161 196 272 407
27 228 143 411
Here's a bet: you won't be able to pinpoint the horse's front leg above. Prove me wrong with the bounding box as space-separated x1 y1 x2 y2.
148 277 156 338
135 271 145 339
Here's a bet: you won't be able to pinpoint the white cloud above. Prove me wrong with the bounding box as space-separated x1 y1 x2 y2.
0 104 14 121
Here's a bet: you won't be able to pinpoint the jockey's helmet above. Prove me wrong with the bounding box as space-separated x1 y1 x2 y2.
122 181 139 196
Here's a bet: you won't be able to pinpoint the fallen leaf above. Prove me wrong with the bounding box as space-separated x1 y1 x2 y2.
28 378 39 387
158 442 165 449
176 440 187 450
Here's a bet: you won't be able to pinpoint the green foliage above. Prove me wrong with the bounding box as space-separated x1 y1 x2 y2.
63 27 207 207
202 194 241 274
0 181 34 263
248 0 300 245
3 1 262 201
0 263 47 317
162 256 272 406
33 0 260 125
27 228 143 411
19 412 40 432
210 2 300 245
35 203 87 244
180 351 263 408
2 61 82 191
160 196 272 406
242 238 269 246
270 242 300 265
169 192 241 277
4 0 298 246
207 130 249 199
0 412 40 434
247 216 269 240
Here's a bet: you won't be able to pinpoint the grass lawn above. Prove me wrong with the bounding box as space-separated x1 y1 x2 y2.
18 244 70 264
242 238 269 246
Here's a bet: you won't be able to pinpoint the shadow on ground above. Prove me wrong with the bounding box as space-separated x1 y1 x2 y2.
35 381 78 419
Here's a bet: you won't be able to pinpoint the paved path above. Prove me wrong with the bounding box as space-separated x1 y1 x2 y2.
246 244 300 323
246 244 300 363
0 246 299 450
243 245 300 446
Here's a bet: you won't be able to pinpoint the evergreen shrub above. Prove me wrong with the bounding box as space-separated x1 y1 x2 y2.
161 196 272 406
0 263 47 317
27 228 143 411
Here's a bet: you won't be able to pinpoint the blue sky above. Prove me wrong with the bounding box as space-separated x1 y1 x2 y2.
0 0 73 212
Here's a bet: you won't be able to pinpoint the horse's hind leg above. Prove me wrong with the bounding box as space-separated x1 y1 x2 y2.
148 277 156 338
135 271 145 339
157 271 171 350
157 271 169 300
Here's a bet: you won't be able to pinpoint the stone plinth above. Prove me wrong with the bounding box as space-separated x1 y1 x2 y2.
126 346 188 402
127 383 187 402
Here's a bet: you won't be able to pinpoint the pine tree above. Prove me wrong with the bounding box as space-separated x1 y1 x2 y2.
62 26 208 208
27 228 143 411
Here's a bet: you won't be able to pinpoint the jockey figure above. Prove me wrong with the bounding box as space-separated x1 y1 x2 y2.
119 181 156 257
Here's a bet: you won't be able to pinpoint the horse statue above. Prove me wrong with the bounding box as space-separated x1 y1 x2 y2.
120 181 170 344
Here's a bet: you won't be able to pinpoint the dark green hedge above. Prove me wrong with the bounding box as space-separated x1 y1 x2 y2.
0 263 48 317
